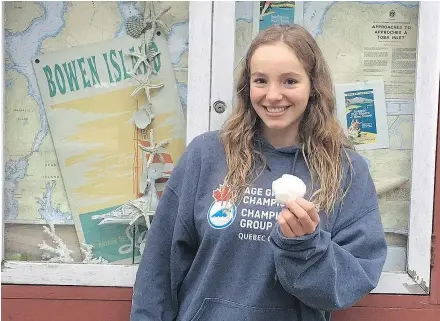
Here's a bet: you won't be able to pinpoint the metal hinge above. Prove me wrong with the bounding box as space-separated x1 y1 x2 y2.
431 234 436 268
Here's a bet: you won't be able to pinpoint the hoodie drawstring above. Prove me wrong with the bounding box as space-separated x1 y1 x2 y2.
290 149 299 176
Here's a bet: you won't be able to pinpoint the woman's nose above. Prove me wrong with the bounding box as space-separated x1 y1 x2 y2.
266 84 283 101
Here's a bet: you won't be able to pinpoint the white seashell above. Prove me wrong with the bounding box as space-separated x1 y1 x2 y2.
126 15 147 38
134 109 152 129
272 174 307 205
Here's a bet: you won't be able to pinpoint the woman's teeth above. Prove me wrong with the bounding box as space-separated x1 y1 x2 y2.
265 107 287 113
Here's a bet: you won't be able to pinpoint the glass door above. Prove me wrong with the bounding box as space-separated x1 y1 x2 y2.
210 1 438 294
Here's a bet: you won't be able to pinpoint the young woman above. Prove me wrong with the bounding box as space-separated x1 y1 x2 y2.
130 25 387 321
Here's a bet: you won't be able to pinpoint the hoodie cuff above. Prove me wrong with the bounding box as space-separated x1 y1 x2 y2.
270 224 331 260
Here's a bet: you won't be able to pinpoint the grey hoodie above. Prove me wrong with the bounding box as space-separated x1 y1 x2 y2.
130 130 387 321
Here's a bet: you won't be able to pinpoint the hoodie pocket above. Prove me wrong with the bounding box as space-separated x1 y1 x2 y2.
190 298 297 321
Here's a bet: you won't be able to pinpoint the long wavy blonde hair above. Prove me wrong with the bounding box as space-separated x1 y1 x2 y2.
220 25 353 212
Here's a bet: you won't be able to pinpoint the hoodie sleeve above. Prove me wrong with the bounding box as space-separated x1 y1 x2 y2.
269 153 387 311
130 141 200 321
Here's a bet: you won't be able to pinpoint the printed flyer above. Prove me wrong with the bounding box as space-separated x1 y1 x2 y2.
335 80 389 150
253 1 304 37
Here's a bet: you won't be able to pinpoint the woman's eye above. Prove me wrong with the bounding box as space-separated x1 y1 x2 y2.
253 78 266 84
285 79 297 85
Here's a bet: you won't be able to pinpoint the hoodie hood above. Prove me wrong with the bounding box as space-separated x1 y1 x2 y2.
253 131 302 176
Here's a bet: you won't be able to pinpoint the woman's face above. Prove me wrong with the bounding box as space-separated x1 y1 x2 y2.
249 42 311 144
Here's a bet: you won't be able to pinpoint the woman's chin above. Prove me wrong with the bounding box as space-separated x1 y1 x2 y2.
262 120 289 130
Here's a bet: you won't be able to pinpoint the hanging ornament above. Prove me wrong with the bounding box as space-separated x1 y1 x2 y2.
126 42 161 76
134 107 154 129
129 168 170 227
130 70 163 103
124 2 171 131
125 15 147 38
127 44 161 130
91 168 170 228
138 128 170 170
127 42 161 130
125 2 171 42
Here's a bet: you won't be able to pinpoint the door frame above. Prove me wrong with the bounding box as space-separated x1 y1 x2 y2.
208 1 440 295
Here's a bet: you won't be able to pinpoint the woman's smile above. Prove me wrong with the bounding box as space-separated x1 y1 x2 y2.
263 105 290 116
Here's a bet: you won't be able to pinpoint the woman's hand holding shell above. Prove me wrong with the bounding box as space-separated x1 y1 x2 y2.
272 175 320 238
272 174 306 205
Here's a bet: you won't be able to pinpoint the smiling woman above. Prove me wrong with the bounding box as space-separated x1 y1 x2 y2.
222 25 351 213
2 1 440 321
226 0 439 302
249 42 311 147
131 24 387 321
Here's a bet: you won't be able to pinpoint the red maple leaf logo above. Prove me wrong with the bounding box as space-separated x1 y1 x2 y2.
213 184 231 202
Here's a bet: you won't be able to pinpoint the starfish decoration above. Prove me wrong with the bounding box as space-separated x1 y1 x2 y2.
143 4 171 42
127 202 155 229
91 168 170 229
126 43 161 76
129 71 163 103
138 129 170 170
91 199 155 228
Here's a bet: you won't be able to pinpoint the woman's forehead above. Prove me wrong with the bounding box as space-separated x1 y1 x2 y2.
250 43 306 75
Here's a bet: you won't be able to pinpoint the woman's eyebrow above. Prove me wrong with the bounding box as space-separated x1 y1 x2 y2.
250 72 302 77
250 72 266 77
280 72 302 77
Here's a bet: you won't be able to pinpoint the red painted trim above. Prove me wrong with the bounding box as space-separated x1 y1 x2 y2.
2 287 440 321
1 299 132 321
2 285 440 307
1 285 132 301
355 294 434 309
332 307 439 321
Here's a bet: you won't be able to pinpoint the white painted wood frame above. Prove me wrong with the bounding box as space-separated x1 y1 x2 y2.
186 1 213 144
209 1 236 131
405 0 440 293
1 1 4 264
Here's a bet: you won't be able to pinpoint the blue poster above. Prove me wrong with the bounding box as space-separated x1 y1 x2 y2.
344 89 378 145
259 1 296 31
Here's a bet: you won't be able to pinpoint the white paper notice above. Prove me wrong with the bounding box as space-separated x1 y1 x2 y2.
335 80 390 150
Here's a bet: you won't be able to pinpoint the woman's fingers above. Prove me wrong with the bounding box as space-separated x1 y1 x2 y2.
278 210 296 238
295 198 321 224
281 208 305 236
284 198 320 234
277 197 321 238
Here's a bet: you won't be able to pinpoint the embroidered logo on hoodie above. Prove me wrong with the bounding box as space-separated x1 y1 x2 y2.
207 184 237 229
